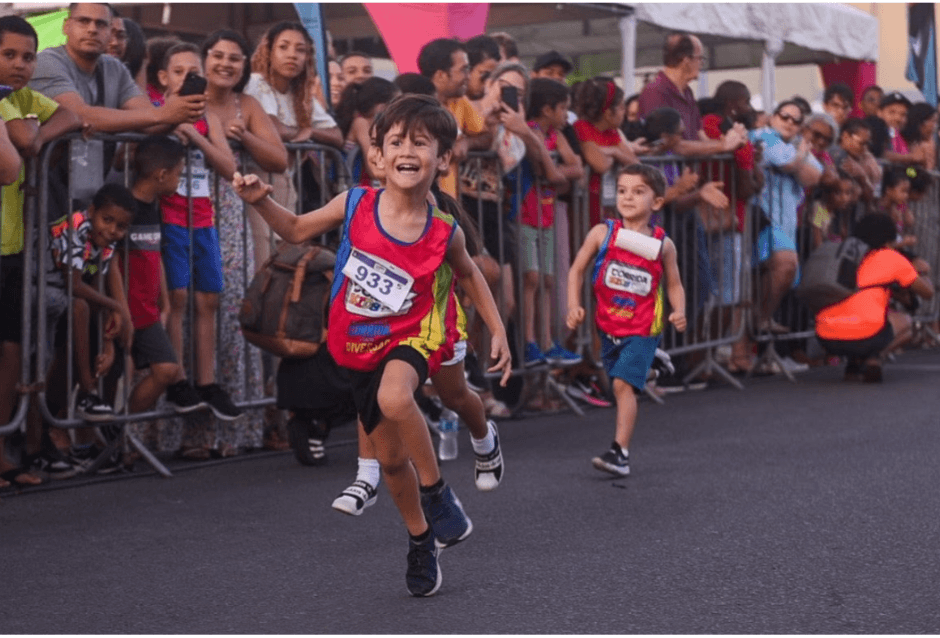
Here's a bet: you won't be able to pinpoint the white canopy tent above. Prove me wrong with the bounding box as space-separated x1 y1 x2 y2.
621 3 880 112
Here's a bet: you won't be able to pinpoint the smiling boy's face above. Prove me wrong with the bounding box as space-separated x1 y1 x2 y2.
87 203 132 248
378 121 449 192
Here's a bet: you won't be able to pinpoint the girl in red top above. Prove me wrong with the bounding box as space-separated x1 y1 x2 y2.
572 79 638 226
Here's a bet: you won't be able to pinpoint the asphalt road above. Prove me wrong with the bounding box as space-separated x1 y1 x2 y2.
3 350 940 634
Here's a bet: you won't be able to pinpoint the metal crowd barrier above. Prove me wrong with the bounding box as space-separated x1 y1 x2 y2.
1 132 348 474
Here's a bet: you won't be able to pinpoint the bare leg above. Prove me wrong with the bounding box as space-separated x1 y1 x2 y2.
432 362 487 440
759 250 798 324
612 378 638 452
166 288 188 368
128 362 181 414
193 292 219 386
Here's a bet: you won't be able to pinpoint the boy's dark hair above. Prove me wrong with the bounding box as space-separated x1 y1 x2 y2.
824 82 854 105
0 15 38 49
145 36 182 88
643 107 683 142
340 51 371 65
201 30 252 93
464 34 500 68
901 102 937 144
91 183 136 218
133 135 186 179
162 42 200 71
335 76 399 138
394 72 436 96
372 94 457 157
489 32 518 59
617 163 667 199
663 33 696 68
713 80 749 109
861 85 883 100
417 38 465 79
853 214 897 250
881 164 911 193
527 77 569 120
840 117 871 138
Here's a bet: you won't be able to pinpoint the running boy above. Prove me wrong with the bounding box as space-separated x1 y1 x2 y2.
233 94 511 597
566 164 686 477
155 43 241 420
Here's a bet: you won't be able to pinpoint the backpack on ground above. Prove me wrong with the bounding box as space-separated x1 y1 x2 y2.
796 236 870 313
239 243 335 358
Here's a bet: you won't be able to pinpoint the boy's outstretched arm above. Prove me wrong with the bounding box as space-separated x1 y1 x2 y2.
566 224 606 330
661 238 687 332
446 226 512 386
232 172 346 244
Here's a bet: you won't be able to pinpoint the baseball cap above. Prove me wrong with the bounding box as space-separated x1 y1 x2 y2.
533 50 573 74
879 91 912 109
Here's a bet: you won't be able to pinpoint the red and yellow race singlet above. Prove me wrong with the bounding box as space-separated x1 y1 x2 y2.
328 187 457 374
592 220 666 338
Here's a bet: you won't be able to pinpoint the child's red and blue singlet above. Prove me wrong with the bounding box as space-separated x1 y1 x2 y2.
328 187 457 375
591 220 666 338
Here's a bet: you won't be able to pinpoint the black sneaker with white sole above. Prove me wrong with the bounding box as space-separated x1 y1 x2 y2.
70 444 123 475
592 446 630 477
75 392 115 422
166 380 207 414
31 449 79 480
287 414 328 466
196 383 242 421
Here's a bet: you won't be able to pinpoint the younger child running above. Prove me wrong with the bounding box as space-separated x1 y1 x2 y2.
233 94 511 597
566 164 686 477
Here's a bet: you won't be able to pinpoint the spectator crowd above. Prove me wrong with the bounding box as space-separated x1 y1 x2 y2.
0 5 937 489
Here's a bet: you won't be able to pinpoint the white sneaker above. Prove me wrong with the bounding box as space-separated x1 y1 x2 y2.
474 421 504 491
780 356 810 374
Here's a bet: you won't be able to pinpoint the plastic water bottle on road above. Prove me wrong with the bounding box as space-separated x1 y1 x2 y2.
438 409 459 461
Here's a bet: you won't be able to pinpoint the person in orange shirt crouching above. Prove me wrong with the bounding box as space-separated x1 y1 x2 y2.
815 214 933 383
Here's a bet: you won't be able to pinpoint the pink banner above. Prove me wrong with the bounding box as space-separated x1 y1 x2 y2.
364 3 490 74
820 60 878 118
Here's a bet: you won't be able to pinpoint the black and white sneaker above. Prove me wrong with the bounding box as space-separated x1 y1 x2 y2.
75 392 115 422
406 530 442 597
196 383 242 421
331 479 378 516
70 444 123 475
474 421 504 491
592 446 630 477
166 380 207 414
31 449 79 480
287 414 328 466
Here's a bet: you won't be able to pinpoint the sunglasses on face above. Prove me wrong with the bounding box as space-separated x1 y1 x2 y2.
776 112 803 125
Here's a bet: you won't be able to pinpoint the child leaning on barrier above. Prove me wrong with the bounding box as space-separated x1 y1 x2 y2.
45 184 134 427
566 164 686 478
518 77 584 368
121 135 205 419
232 94 511 598
153 42 242 423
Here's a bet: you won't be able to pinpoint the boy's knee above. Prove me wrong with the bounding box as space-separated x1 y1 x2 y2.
195 292 220 314
523 271 540 288
150 362 180 387
169 289 188 311
376 384 413 423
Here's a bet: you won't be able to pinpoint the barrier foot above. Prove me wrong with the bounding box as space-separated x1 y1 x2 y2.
684 351 744 391
545 375 585 417
643 382 665 405
754 342 797 383
127 431 173 478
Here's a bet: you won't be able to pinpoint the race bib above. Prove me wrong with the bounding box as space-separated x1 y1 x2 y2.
341 248 414 313
176 150 211 199
604 261 653 296
601 170 616 207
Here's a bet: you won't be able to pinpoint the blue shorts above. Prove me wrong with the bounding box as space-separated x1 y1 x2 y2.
162 224 224 293
600 333 661 391
754 225 800 287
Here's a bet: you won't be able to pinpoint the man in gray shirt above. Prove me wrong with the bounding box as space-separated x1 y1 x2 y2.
28 2 204 133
